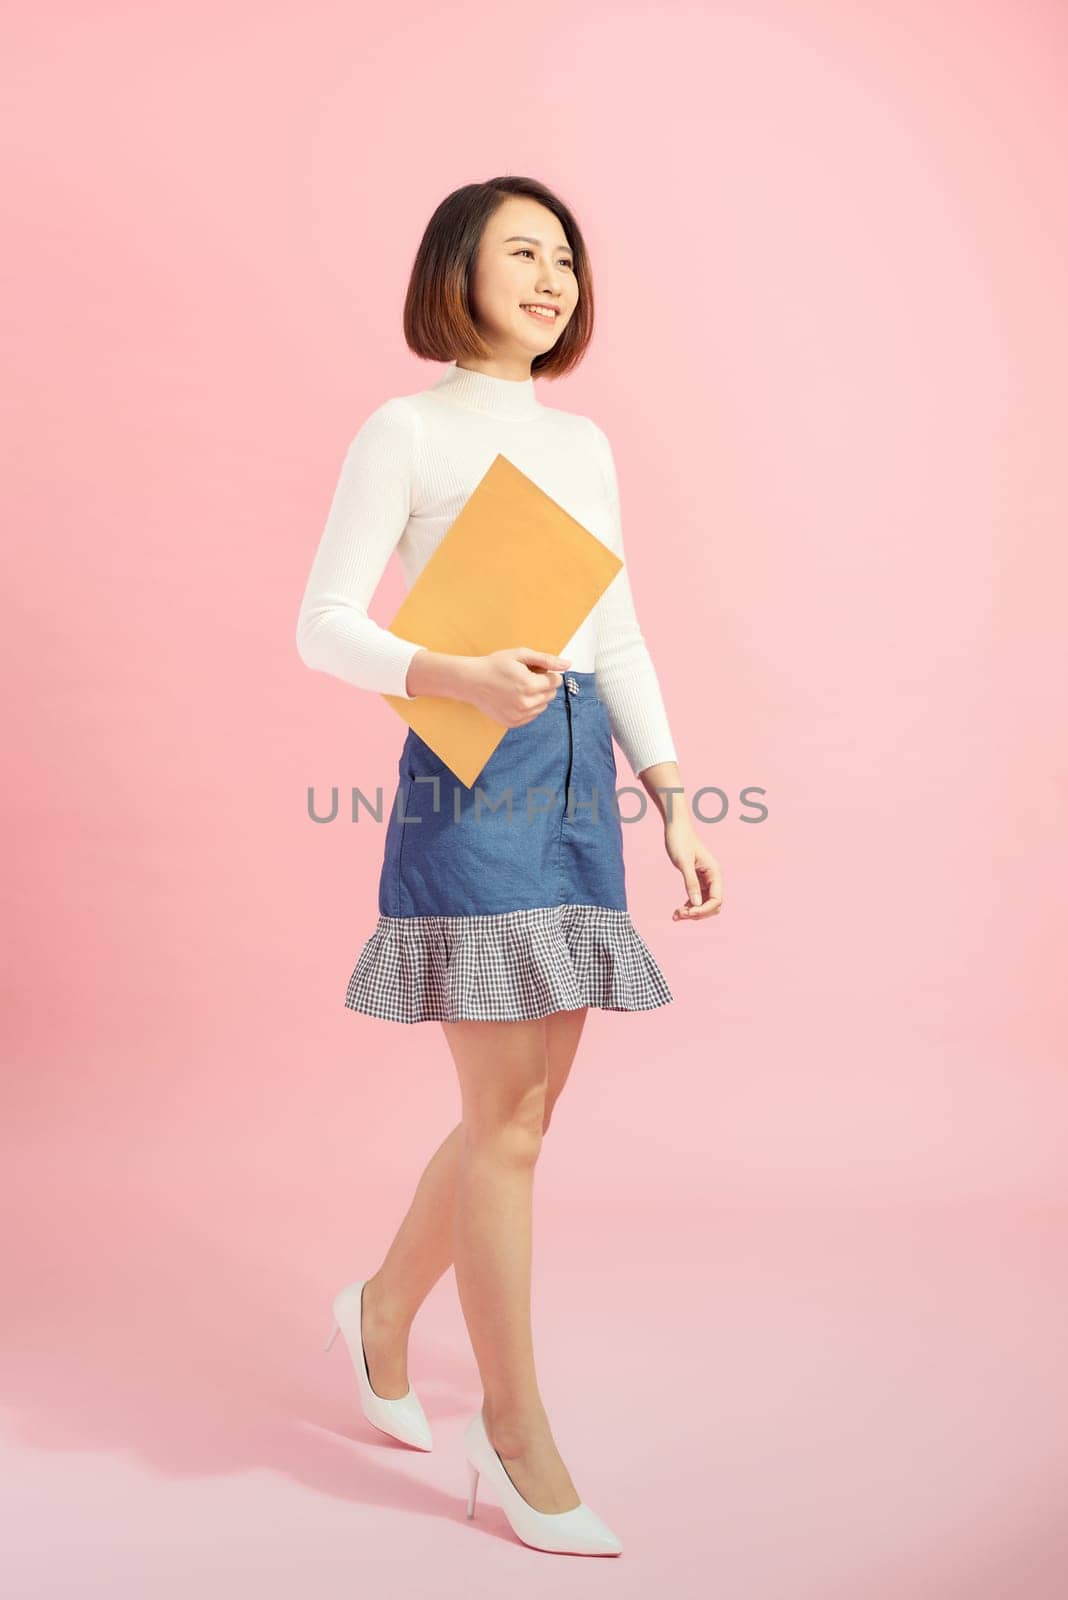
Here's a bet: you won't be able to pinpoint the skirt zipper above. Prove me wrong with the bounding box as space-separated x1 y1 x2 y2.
562 685 574 824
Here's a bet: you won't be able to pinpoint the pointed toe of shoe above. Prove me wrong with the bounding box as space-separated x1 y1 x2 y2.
521 1502 624 1557
568 1507 623 1556
377 1389 433 1452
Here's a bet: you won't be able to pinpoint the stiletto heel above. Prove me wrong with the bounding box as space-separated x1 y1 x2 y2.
461 1409 622 1556
465 1458 480 1518
325 1280 433 1451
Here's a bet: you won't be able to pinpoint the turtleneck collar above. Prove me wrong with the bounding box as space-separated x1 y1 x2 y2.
428 359 542 420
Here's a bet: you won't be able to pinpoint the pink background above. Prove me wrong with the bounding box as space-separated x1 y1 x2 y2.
5 0 1067 1593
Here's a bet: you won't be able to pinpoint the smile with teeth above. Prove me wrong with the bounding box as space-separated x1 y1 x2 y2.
521 304 558 320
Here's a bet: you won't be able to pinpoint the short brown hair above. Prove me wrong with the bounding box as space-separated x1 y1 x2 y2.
403 176 594 380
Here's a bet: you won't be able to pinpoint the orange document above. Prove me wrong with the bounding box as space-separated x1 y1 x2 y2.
381 453 622 788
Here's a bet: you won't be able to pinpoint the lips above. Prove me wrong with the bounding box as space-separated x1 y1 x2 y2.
520 303 559 321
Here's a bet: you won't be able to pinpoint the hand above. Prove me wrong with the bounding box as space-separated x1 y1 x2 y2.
665 822 723 922
466 647 573 727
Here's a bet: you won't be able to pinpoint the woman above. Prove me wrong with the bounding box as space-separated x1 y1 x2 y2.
297 175 722 1556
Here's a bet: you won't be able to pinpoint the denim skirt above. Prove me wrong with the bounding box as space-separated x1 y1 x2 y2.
344 670 674 1024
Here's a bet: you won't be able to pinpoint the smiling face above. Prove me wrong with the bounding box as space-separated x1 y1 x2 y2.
467 195 579 374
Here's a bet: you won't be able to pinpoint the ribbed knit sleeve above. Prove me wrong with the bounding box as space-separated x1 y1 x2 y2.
588 421 679 778
296 398 426 699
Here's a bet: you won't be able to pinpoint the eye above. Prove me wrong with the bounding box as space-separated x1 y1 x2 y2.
514 248 574 270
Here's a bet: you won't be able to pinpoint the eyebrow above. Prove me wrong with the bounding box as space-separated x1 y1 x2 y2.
502 235 573 253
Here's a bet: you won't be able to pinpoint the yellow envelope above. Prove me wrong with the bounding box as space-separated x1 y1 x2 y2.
382 453 622 788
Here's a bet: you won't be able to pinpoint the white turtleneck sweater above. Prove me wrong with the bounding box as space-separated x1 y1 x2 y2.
296 360 678 778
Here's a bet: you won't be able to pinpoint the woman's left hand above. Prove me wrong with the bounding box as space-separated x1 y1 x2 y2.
664 821 723 921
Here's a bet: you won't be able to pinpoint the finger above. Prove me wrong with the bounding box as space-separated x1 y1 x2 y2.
521 691 555 715
520 649 572 671
676 886 722 917
674 901 719 920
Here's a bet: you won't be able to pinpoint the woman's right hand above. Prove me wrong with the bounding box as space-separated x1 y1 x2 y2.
464 647 572 726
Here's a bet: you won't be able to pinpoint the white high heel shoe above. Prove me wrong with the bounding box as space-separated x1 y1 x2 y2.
324 1280 432 1452
462 1409 623 1556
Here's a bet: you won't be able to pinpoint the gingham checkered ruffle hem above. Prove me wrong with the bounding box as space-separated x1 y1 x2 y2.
344 903 674 1024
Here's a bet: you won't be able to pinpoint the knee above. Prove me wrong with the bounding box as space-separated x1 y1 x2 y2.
497 1117 546 1168
466 1092 547 1168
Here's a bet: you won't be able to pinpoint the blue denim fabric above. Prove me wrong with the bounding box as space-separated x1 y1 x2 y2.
378 670 627 917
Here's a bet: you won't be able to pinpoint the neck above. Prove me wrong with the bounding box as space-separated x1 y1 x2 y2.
429 359 542 420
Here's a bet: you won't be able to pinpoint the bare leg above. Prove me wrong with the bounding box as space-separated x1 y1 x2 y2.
444 1012 585 1514
359 1010 587 1427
